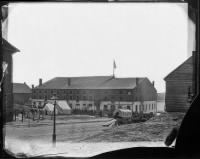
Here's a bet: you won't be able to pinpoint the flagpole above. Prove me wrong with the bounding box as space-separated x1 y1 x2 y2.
113 60 116 78
113 65 115 78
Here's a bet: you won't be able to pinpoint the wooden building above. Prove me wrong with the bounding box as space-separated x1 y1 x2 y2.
2 39 20 122
164 56 193 112
32 76 157 115
13 82 32 105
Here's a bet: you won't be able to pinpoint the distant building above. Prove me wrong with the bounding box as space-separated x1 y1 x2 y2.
157 92 165 112
2 39 20 122
13 82 32 105
32 76 157 114
164 56 193 112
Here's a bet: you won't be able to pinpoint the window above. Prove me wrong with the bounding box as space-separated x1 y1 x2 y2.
76 104 80 108
111 105 115 110
127 91 132 95
44 95 47 100
69 96 72 100
104 105 108 111
89 96 93 100
88 104 93 108
127 105 131 110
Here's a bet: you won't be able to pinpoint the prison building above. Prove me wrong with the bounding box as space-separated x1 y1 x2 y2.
32 76 157 114
164 56 193 112
13 82 32 105
2 39 20 122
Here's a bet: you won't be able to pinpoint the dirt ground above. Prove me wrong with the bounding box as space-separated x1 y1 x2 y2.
82 112 185 142
5 112 185 157
6 112 185 143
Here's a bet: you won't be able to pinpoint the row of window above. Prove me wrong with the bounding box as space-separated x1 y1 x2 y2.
32 89 133 95
103 103 156 112
32 95 134 101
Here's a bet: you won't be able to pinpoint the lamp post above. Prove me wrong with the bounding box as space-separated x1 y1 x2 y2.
50 94 58 147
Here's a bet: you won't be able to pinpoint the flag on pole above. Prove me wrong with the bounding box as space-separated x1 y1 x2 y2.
113 60 117 77
113 60 117 69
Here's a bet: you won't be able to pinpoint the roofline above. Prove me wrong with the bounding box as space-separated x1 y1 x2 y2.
164 56 192 81
34 76 114 88
34 76 147 89
2 38 20 53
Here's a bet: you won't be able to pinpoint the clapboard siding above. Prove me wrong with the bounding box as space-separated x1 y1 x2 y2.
164 57 193 112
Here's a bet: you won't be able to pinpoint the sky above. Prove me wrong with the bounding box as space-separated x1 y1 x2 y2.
5 2 192 93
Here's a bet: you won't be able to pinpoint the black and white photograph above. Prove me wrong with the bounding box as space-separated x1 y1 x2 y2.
1 0 199 158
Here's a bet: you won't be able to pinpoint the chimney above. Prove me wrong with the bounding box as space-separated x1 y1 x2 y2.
152 81 155 86
24 82 26 85
39 78 42 86
32 84 34 89
68 78 71 86
136 78 139 86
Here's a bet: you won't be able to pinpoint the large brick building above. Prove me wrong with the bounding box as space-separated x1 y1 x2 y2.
32 76 157 114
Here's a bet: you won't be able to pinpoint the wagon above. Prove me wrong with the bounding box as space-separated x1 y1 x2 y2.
113 109 132 124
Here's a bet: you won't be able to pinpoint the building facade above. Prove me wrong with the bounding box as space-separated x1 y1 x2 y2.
164 56 193 112
32 76 157 114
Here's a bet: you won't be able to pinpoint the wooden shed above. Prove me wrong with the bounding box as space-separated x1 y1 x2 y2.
2 39 20 122
164 56 193 112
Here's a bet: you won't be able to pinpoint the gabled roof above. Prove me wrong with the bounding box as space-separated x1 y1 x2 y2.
164 56 193 80
13 83 31 94
35 76 146 90
2 38 20 54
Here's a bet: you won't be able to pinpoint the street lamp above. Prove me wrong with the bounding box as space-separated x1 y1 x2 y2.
50 94 58 146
